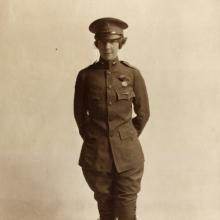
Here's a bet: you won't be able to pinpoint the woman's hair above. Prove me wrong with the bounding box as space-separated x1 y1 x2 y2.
94 37 127 49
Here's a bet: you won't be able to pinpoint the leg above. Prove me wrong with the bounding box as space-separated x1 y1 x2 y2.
113 164 144 220
82 168 116 220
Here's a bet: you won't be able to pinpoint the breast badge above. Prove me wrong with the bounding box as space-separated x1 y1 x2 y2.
121 81 128 87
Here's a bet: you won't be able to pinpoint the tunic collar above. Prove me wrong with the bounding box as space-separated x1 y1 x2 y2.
98 57 119 69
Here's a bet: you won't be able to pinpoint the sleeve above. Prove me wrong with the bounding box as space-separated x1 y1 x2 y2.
73 70 89 140
132 69 150 136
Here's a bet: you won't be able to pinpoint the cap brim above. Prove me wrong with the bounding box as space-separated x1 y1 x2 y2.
95 34 122 40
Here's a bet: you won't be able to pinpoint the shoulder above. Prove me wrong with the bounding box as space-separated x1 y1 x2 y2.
120 60 141 75
77 61 97 78
120 60 142 79
120 61 139 71
79 61 97 73
120 61 147 86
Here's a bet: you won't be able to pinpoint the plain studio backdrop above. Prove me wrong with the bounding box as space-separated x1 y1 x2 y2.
0 0 220 220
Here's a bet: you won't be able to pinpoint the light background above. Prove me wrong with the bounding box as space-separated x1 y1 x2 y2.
0 0 220 219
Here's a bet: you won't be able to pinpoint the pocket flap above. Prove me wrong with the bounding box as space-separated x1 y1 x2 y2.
116 88 135 100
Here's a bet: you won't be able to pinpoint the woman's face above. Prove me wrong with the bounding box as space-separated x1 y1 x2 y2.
97 39 120 61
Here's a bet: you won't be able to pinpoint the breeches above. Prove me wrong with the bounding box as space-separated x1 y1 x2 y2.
82 164 144 220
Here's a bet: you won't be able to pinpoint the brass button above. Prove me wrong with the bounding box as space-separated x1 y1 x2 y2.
109 101 112 105
106 70 111 74
108 85 112 89
109 131 114 137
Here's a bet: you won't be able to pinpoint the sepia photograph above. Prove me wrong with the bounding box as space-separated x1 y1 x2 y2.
0 0 220 219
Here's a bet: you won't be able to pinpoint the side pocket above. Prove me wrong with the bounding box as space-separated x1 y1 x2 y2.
118 123 137 140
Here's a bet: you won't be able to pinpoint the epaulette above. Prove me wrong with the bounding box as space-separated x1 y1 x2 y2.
120 61 138 70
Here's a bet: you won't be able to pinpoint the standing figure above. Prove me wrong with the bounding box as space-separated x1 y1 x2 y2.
74 17 150 220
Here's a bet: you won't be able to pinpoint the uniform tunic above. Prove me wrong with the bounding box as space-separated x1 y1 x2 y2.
74 57 150 173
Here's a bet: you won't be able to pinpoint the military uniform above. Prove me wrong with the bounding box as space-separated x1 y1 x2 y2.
74 17 150 220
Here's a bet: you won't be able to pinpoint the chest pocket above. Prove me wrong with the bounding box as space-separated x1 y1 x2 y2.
115 87 135 101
